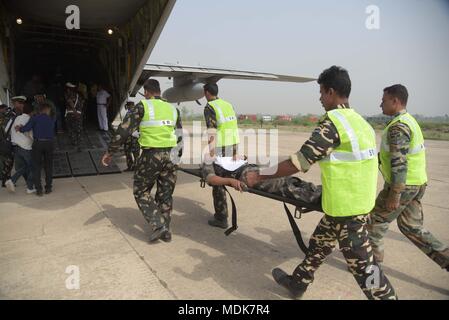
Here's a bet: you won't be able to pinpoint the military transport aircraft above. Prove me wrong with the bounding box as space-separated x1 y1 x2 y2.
0 0 314 178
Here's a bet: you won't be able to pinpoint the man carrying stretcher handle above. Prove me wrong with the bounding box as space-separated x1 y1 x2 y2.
200 153 322 208
245 66 397 300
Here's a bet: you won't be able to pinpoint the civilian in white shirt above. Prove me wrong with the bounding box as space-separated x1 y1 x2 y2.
5 103 35 193
96 84 111 132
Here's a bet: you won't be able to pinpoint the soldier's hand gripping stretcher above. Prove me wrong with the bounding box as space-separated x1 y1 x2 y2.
206 175 245 192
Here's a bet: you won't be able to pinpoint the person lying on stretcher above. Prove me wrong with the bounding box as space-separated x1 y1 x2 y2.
201 154 322 207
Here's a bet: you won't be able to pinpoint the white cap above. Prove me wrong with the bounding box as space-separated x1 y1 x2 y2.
65 82 77 88
11 95 27 101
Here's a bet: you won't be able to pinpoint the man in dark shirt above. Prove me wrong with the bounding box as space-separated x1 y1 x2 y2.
33 94 56 120
17 102 55 196
47 75 66 133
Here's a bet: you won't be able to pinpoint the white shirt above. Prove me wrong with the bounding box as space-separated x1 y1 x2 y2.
96 89 111 106
214 156 247 172
8 114 33 150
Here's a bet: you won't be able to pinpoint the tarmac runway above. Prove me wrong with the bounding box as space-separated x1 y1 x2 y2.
1 130 448 299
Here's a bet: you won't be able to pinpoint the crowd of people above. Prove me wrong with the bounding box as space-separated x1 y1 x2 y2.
0 74 113 196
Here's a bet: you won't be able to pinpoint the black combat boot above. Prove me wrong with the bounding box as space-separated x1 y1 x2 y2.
208 218 228 229
272 268 308 299
160 230 172 242
149 226 168 242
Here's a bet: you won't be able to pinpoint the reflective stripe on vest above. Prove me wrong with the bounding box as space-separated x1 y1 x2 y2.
322 110 377 163
379 112 427 185
140 100 177 127
319 108 378 217
381 113 425 154
208 99 240 147
139 99 177 148
211 103 236 124
140 120 175 127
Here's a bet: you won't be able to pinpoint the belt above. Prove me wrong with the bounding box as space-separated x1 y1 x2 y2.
34 138 53 142
141 147 173 152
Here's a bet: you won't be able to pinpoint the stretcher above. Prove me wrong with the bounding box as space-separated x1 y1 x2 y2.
178 166 323 254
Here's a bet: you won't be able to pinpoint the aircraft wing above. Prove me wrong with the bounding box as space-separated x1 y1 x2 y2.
131 63 316 95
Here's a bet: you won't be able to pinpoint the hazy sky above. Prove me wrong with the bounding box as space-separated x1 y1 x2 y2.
148 0 449 116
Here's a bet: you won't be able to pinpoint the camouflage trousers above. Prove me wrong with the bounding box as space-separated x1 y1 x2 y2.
66 114 82 147
0 153 14 184
133 148 177 232
367 184 449 268
208 161 230 221
292 214 397 300
212 186 228 221
124 136 140 170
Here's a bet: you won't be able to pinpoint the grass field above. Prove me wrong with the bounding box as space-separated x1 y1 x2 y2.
183 120 449 141
370 122 449 141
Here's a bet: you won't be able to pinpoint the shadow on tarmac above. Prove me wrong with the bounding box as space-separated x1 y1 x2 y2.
84 195 449 299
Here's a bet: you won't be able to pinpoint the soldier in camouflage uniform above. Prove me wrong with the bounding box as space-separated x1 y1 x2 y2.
0 104 12 187
102 79 182 243
64 83 84 151
203 83 239 229
367 84 449 271
123 102 141 171
0 99 20 187
123 131 141 171
246 66 397 300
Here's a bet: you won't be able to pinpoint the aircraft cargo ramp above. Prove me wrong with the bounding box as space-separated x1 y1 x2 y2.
53 130 122 178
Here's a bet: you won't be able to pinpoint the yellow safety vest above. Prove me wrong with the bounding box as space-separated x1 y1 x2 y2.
138 99 177 148
319 108 378 216
379 112 427 185
208 98 240 147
